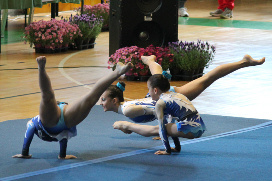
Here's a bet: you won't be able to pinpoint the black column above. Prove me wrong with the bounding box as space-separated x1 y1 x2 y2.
51 3 56 19
0 9 2 53
81 0 84 15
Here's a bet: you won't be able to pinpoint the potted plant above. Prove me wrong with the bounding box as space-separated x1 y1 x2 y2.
108 46 144 78
24 19 81 53
68 14 103 49
77 3 110 31
168 40 216 80
108 45 174 81
138 45 174 71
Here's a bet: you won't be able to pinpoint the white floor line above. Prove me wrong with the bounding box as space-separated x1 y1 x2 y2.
57 52 134 101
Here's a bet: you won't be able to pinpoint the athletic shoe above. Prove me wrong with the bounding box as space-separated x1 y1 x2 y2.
178 7 189 17
220 8 233 19
210 9 223 17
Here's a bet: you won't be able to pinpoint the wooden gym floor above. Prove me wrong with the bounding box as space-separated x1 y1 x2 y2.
0 0 271 122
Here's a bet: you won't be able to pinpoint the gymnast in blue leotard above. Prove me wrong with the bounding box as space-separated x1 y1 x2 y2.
20 102 77 158
12 56 132 159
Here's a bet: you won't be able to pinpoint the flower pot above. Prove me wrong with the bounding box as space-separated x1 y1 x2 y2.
34 44 42 48
169 68 184 80
61 44 69 52
125 69 134 76
126 75 136 81
169 68 183 76
44 48 54 54
83 39 90 45
88 38 96 49
101 26 109 32
139 69 149 76
75 39 83 50
89 38 96 44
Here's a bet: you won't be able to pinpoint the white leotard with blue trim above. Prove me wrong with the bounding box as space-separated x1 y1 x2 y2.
119 97 157 123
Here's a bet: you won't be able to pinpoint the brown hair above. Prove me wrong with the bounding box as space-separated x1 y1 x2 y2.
106 81 125 102
148 74 170 93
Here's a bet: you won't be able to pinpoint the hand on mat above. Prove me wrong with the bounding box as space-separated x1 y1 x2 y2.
152 137 161 140
154 150 171 155
12 154 32 159
58 155 77 159
171 147 181 152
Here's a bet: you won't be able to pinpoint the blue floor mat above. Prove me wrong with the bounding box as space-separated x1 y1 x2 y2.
1 105 271 181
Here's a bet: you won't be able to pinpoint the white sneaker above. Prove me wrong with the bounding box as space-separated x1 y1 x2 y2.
178 7 189 17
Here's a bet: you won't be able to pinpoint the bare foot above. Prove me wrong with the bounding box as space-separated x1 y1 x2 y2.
141 55 156 65
116 62 133 75
36 56 46 69
242 55 265 66
113 121 132 134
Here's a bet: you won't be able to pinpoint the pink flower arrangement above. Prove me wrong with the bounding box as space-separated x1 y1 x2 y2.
24 19 81 50
108 45 174 76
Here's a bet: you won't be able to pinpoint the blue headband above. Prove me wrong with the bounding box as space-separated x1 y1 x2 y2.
116 82 125 92
162 71 172 80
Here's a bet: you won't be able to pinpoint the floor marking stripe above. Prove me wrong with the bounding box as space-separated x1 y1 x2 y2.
2 120 272 181
57 52 133 100
58 52 93 90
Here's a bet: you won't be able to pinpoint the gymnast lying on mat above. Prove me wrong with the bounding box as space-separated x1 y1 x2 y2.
12 56 132 159
100 55 265 155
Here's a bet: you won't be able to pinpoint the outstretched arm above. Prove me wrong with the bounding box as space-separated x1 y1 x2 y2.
12 120 35 159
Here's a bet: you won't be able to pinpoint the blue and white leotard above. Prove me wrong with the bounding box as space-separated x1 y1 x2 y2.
158 92 206 153
22 103 77 157
120 86 177 123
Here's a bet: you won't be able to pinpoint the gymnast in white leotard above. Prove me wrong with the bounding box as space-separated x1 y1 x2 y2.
101 54 265 154
100 82 178 124
102 54 265 126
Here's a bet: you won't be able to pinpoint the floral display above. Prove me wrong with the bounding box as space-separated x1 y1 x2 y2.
68 14 103 40
68 14 103 46
24 19 81 50
108 45 174 77
77 3 110 30
168 40 216 75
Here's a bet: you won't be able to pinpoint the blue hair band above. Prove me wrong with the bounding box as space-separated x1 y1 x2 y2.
162 71 172 80
116 82 125 92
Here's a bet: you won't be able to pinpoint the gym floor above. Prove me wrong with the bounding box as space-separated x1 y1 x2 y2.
0 0 272 180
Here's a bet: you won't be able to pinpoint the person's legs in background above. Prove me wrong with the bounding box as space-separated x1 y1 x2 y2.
178 0 189 17
210 0 234 18
220 0 234 19
210 0 224 17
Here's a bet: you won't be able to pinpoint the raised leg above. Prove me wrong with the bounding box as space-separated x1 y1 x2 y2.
37 56 61 127
64 62 132 128
175 55 265 101
141 55 162 75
